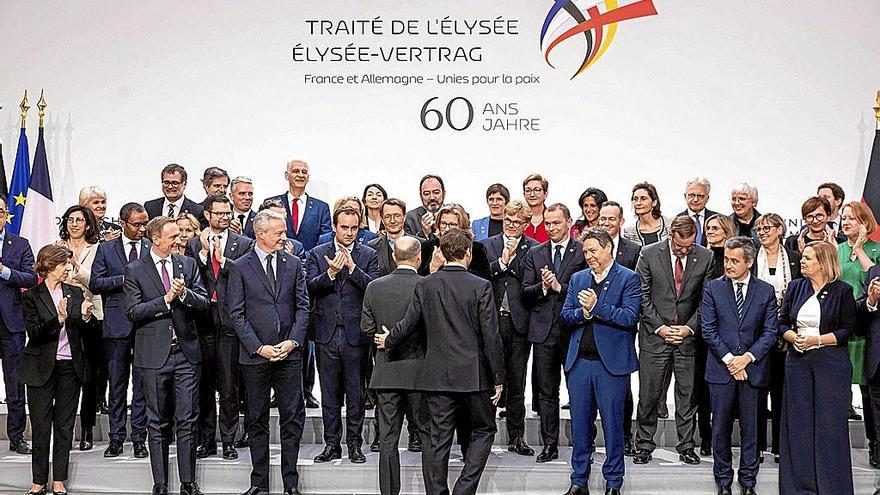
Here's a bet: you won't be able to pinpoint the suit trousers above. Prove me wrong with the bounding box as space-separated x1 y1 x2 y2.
499 314 530 440
709 380 760 489
694 340 713 446
376 390 430 495
216 329 242 443
635 347 697 453
140 348 201 485
316 326 367 447
757 348 785 454
196 307 219 446
427 391 497 495
302 339 316 393
0 322 26 442
867 368 880 454
27 361 82 484
533 334 568 447
242 356 305 491
104 336 147 443
78 319 106 430
568 358 628 490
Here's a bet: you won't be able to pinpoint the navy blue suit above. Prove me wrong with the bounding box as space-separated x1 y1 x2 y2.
306 241 379 448
560 262 640 491
318 228 377 247
227 248 310 491
89 236 151 444
701 276 778 489
857 265 880 459
0 230 37 443
265 193 332 253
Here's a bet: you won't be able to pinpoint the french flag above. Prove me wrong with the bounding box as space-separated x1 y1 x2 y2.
20 126 55 252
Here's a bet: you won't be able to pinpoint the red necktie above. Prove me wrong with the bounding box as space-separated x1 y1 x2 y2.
210 247 220 302
291 198 300 234
674 256 684 296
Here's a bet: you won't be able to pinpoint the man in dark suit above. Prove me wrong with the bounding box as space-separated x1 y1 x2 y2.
559 227 641 495
857 266 880 475
144 163 205 220
633 216 716 465
368 199 407 276
361 236 430 495
186 194 254 460
227 210 310 495
676 177 719 247
307 206 379 463
817 182 848 242
481 199 538 455
418 204 492 280
701 236 778 495
0 195 38 454
89 202 151 458
403 174 445 238
376 228 504 495
264 159 331 254
230 175 257 239
124 216 210 495
521 203 586 462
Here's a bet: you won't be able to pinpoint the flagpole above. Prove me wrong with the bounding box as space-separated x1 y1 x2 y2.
874 90 879 131
20 90 29 128
37 90 47 129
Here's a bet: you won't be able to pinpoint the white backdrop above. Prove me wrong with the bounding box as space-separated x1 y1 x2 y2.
1 1 879 223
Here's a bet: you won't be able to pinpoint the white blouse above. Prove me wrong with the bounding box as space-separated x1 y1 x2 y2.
795 294 821 352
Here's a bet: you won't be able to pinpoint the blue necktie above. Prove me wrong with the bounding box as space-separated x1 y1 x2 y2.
553 245 562 274
735 282 745 320
694 213 703 245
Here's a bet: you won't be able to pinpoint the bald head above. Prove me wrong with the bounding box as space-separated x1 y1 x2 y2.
393 236 422 268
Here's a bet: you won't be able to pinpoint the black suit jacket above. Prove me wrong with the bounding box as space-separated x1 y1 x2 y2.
857 265 880 379
615 236 641 271
521 238 587 344
368 235 397 277
144 196 204 220
19 283 93 387
124 253 210 369
419 238 491 280
482 234 538 334
387 265 504 392
404 206 430 238
677 208 719 246
361 267 425 389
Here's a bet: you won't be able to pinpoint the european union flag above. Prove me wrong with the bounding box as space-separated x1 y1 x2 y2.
20 126 55 251
7 128 30 234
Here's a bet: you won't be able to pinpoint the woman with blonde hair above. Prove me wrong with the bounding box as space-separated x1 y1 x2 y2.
175 213 202 255
79 186 122 242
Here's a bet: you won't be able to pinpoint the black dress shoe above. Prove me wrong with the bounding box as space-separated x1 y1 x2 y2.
195 442 217 458
152 483 169 495
98 398 110 415
849 405 862 420
561 403 570 410
740 487 757 495
222 443 238 460
133 441 149 458
658 404 669 419
240 488 268 495
605 489 620 495
304 392 320 409
508 437 535 456
679 448 701 465
536 445 559 463
25 486 47 495
632 449 652 464
79 427 94 451
699 441 712 457
370 422 380 452
716 485 732 495
623 435 636 457
562 484 589 495
498 409 508 418
870 443 880 469
407 432 422 452
234 434 249 449
313 444 342 463
284 489 302 495
349 445 366 463
180 481 203 495
270 394 277 408
104 439 123 457
9 438 31 454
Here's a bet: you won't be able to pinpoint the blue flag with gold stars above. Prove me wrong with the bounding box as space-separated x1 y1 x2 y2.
7 127 30 234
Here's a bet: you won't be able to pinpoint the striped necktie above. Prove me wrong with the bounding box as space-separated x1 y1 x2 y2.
735 282 745 320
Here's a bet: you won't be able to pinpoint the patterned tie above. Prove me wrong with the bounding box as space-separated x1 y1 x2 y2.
265 254 276 295
694 213 703 245
210 236 221 302
291 198 300 235
553 245 563 274
128 241 138 262
167 203 175 218
735 282 745 320
674 256 684 296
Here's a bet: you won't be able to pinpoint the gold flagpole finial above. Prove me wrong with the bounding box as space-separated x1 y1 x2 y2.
37 90 47 128
19 90 30 128
874 90 880 130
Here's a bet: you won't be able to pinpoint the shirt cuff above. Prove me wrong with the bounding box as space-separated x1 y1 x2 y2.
683 325 694 336
178 290 188 302
722 353 734 364
0 266 10 281
198 251 208 264
497 258 508 271
654 326 664 335
868 300 878 312
745 352 756 362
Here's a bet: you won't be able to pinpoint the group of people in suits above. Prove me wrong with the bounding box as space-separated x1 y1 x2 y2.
0 164 876 495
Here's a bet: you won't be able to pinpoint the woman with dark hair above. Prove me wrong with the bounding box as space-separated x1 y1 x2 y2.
20 244 95 495
362 183 388 234
570 187 608 240
623 182 669 246
57 205 104 450
471 183 510 241
783 196 836 254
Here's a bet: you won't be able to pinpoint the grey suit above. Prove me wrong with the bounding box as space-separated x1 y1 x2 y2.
403 206 430 238
634 240 715 454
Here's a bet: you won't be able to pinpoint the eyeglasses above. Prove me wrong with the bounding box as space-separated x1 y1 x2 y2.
382 213 403 221
439 221 459 229
757 225 776 233
123 220 148 229
209 211 233 217
68 217 86 225
805 214 826 222
162 180 182 187
686 193 707 201
503 218 524 227
524 188 544 195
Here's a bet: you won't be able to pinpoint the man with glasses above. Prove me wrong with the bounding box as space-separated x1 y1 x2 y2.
481 200 538 455
230 176 257 238
90 202 152 458
186 194 255 460
523 173 550 243
144 163 205 221
368 199 408 277
633 216 715 466
677 177 718 247
0 196 38 455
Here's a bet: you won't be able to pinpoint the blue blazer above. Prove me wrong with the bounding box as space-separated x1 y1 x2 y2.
560 262 641 376
857 265 880 380
318 228 377 247
779 278 855 345
0 231 37 332
89 237 152 338
472 216 491 242
700 276 778 387
265 193 332 252
226 250 310 365
306 241 379 346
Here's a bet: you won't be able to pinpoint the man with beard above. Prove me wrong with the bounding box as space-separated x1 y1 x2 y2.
404 174 445 239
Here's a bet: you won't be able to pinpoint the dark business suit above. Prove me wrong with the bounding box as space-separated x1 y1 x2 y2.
403 206 430 238
124 253 210 486
676 209 719 247
227 248 310 492
859 265 880 450
0 230 37 445
612 236 641 438
778 278 855 495
264 193 332 253
235 210 257 239
634 241 715 454
144 196 205 221
307 241 379 448
368 235 398 277
560 262 641 491
318 228 377 247
89 236 151 445
419 237 492 280
20 283 92 484
186 233 254 446
482 233 538 440
521 238 586 448
387 265 504 495
701 276 778 489
362 267 430 495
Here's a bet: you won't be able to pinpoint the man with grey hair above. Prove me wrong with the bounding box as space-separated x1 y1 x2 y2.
700 236 778 495
677 177 718 247
729 183 761 246
361 236 430 495
230 176 256 238
227 209 310 495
